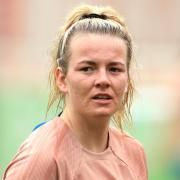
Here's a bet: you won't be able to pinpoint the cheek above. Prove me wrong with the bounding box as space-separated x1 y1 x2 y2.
114 77 128 97
66 78 89 97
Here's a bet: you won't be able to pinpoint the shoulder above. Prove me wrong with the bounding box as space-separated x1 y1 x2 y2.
110 127 148 180
16 117 67 155
3 117 67 179
110 127 144 152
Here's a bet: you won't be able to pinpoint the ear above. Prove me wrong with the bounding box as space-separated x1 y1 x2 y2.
55 67 68 93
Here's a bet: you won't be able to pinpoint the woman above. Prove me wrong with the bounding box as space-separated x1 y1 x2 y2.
3 5 148 180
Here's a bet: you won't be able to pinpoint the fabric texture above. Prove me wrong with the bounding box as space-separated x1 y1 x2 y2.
3 117 148 180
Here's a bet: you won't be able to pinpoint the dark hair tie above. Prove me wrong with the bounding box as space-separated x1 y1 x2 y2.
80 13 107 20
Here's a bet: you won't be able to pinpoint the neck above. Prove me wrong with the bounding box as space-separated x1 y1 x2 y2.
61 108 110 153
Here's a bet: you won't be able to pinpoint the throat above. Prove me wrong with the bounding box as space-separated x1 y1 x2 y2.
80 130 110 153
61 109 110 152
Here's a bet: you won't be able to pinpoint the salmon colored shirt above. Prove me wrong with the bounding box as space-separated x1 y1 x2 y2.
3 117 148 180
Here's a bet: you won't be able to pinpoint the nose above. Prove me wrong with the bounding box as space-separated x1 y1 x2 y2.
95 69 110 89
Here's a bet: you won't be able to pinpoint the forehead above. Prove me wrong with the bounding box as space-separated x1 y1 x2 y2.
69 32 127 61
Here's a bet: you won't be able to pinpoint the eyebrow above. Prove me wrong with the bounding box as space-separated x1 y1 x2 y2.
108 62 126 67
78 60 126 66
77 60 96 66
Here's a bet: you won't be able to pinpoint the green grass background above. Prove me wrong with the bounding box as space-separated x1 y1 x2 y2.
0 83 177 180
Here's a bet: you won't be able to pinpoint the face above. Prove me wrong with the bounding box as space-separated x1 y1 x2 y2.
57 32 128 119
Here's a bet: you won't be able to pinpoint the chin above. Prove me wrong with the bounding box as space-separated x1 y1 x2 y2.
92 109 115 118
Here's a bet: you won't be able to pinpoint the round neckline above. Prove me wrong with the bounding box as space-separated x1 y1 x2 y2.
59 117 114 158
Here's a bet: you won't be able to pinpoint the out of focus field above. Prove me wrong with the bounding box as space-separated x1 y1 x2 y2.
1 85 178 179
1 0 180 179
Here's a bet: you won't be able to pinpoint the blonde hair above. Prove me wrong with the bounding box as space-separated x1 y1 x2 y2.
47 5 134 129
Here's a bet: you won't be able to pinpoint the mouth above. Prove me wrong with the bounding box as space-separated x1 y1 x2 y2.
92 94 112 100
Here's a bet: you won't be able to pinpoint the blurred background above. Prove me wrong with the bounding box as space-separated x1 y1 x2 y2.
0 0 180 179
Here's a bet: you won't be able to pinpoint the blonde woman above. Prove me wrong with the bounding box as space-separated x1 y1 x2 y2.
3 5 148 180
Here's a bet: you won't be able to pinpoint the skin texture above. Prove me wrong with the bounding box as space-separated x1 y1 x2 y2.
56 32 128 152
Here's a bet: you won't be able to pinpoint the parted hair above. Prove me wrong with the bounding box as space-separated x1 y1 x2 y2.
47 5 134 129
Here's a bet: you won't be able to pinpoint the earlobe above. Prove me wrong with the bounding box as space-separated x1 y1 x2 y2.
56 67 67 93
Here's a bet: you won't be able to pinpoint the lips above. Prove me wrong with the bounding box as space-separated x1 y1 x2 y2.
92 94 112 100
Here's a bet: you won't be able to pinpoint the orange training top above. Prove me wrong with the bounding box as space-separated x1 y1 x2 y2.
3 117 148 180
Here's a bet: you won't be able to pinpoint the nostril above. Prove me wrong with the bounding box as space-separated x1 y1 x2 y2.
95 81 110 88
95 76 110 85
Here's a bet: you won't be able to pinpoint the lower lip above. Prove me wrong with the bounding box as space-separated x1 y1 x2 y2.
92 98 112 105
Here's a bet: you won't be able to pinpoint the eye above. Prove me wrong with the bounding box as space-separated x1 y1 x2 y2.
109 67 123 73
80 67 94 73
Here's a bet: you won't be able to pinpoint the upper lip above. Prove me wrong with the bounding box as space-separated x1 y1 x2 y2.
92 93 112 99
